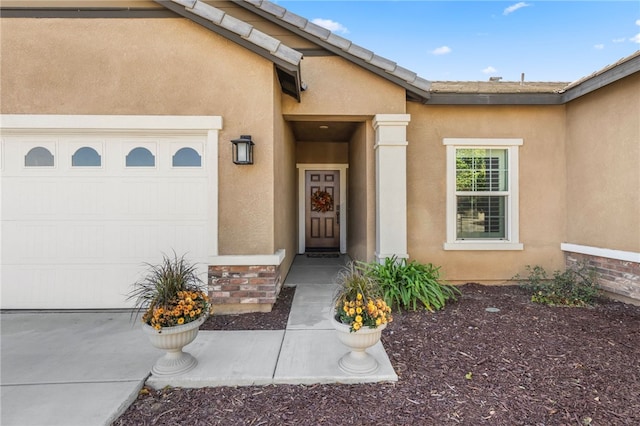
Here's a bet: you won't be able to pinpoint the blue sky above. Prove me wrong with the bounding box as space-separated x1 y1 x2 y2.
276 1 640 82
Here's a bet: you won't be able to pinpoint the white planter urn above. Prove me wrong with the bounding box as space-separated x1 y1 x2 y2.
142 315 207 377
332 317 387 374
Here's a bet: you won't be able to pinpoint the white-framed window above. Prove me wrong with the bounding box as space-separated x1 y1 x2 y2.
444 138 523 250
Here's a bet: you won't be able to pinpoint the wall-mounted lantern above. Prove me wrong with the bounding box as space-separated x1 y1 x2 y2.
231 135 254 165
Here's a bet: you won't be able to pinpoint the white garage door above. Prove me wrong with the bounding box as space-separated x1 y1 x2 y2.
1 115 221 309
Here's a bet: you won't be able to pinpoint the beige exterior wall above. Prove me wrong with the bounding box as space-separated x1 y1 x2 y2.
0 17 278 255
296 142 348 164
283 56 406 117
565 73 640 253
347 121 377 262
406 104 568 283
273 86 297 275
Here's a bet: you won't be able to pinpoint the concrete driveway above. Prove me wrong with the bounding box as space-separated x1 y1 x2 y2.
1 311 157 426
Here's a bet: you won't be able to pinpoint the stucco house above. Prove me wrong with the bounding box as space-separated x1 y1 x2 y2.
1 0 639 311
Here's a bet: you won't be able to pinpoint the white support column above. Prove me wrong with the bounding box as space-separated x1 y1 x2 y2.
373 114 410 263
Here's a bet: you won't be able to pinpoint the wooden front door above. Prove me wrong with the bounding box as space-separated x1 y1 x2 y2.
305 170 340 251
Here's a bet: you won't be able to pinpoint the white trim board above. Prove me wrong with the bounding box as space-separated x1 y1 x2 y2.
561 243 640 263
296 164 348 254
209 249 286 266
0 114 223 132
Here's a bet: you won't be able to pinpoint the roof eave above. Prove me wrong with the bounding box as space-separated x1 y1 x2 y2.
232 0 431 103
426 93 564 105
157 0 302 101
561 51 640 103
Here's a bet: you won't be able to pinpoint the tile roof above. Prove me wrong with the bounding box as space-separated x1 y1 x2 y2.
430 81 569 94
164 1 639 104
563 49 640 91
170 0 302 67
236 0 431 101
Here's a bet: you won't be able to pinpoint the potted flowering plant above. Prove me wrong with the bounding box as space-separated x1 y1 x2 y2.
128 252 211 376
334 262 392 332
332 261 392 374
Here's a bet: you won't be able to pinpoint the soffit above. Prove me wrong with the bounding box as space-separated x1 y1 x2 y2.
290 121 359 143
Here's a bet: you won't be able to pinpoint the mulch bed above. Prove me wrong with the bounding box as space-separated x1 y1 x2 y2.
113 284 640 425
199 286 295 331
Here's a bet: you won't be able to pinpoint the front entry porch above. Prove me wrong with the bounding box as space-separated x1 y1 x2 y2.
150 253 398 388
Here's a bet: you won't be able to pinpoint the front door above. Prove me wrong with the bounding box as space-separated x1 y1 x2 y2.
305 170 340 251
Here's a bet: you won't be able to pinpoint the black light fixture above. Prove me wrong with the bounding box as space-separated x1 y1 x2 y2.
231 135 254 165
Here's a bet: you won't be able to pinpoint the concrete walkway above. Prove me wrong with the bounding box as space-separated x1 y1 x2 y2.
0 255 397 426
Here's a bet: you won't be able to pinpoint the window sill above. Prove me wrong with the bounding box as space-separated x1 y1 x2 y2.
444 242 524 251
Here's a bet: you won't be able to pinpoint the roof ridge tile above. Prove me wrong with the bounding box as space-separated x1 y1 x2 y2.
170 0 301 66
220 10 253 37
346 44 374 62
189 1 224 25
281 11 308 28
173 0 197 8
241 0 430 97
302 20 331 40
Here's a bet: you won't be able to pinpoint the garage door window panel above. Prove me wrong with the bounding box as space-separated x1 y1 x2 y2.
72 147 102 167
126 147 155 167
25 147 55 167
172 147 202 167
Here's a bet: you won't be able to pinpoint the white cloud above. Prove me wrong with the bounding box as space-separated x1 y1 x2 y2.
636 19 640 26
482 66 498 74
311 18 348 34
612 37 626 43
594 44 605 50
503 2 531 16
631 33 640 44
431 46 452 55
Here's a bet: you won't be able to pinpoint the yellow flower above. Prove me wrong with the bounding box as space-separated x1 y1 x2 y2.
376 318 382 326
356 307 363 314
177 317 185 324
353 322 361 331
356 293 363 301
348 308 355 316
355 315 363 323
153 324 161 330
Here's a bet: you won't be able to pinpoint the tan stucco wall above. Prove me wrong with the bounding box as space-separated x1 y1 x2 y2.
565 73 640 252
347 121 377 262
282 56 406 117
0 17 277 255
406 104 567 283
296 142 349 164
273 85 297 275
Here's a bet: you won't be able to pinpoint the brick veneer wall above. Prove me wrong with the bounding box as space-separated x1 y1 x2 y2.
208 264 282 314
565 251 640 302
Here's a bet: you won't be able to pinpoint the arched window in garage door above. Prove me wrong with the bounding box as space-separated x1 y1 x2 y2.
172 147 202 167
72 147 101 167
25 146 54 167
126 147 155 167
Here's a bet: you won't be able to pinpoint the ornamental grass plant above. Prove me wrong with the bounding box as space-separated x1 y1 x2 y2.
364 256 461 312
333 262 392 332
128 252 211 330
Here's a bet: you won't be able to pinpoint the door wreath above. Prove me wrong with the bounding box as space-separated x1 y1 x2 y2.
311 190 334 213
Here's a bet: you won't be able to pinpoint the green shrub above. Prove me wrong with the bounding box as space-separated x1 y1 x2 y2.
362 256 461 312
513 263 601 307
